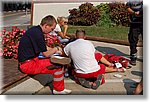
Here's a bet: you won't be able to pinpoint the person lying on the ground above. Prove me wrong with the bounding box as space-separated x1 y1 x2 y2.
63 29 126 90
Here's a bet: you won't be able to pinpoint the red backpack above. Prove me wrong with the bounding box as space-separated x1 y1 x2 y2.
104 54 129 68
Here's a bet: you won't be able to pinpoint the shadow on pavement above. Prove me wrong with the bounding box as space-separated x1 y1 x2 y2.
123 78 138 95
131 71 143 77
95 46 129 56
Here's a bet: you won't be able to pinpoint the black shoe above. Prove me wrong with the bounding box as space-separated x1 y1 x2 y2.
130 53 137 66
129 60 136 66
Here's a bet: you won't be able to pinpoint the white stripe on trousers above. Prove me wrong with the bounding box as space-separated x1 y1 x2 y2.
54 69 64 81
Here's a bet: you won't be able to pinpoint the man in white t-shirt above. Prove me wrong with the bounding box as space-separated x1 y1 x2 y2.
63 29 126 90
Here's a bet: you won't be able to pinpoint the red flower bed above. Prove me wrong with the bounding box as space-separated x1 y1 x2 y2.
44 34 61 48
1 26 26 59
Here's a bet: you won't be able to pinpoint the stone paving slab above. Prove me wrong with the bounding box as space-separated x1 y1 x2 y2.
3 78 43 95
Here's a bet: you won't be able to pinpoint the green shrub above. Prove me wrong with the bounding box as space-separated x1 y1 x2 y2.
68 2 130 27
96 3 109 14
96 3 114 28
96 12 115 28
68 2 100 26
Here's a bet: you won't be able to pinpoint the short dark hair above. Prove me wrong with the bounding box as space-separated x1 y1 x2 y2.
40 15 56 26
75 29 86 38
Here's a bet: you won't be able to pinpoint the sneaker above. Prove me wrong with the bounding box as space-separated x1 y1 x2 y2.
53 89 72 95
50 56 71 65
130 53 137 66
130 60 136 66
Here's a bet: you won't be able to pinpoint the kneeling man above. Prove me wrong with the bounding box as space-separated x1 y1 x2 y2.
63 29 126 90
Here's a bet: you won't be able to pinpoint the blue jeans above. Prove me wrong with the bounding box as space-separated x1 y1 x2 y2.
58 36 69 44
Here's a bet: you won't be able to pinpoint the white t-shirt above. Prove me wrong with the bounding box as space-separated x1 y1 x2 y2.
64 39 100 74
49 24 61 36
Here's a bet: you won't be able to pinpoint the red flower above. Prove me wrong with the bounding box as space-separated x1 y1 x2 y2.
45 34 61 48
12 26 17 29
12 31 17 36
15 28 20 32
0 33 2 37
0 48 3 57
2 29 6 33
2 26 25 59
21 29 26 34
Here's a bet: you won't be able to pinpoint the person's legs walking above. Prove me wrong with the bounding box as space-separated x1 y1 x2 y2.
128 24 141 65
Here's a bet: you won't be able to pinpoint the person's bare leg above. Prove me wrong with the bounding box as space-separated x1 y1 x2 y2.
105 67 118 72
134 80 143 95
105 67 126 73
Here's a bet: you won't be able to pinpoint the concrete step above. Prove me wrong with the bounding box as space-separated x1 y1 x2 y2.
3 78 43 95
36 78 140 95
2 73 141 95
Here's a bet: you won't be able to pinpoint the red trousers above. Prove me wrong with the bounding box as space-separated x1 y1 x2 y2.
73 53 106 79
19 57 64 91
